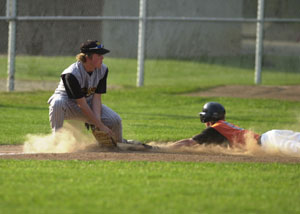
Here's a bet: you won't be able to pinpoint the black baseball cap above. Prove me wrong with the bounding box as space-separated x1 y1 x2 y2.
80 40 110 55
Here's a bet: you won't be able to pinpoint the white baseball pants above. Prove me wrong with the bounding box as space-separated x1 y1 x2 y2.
48 95 122 142
260 129 300 156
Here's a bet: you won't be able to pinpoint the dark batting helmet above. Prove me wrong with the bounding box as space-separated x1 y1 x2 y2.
199 102 226 123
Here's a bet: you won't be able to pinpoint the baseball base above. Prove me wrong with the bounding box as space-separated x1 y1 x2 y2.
117 140 158 152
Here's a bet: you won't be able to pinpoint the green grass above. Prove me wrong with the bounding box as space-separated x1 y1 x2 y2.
1 56 300 87
0 91 51 144
0 56 75 81
0 56 300 214
1 90 300 144
0 56 299 142
0 56 300 143
0 160 299 214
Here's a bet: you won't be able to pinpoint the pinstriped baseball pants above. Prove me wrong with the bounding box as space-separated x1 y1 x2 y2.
48 95 122 142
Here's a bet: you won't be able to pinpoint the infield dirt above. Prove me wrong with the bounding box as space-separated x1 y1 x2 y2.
0 144 300 163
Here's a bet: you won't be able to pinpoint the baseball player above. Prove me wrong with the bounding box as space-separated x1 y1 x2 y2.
172 102 300 156
48 40 122 143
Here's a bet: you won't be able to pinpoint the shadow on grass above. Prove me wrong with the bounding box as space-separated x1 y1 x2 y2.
0 104 47 111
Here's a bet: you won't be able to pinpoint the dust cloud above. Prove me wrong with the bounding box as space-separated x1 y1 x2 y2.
23 123 299 158
23 123 95 153
148 141 260 157
148 132 300 158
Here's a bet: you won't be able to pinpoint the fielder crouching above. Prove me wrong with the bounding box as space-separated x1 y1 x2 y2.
48 40 122 145
172 102 300 156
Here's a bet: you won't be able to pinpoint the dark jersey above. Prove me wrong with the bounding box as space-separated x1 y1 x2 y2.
62 69 108 99
192 127 229 146
193 120 261 147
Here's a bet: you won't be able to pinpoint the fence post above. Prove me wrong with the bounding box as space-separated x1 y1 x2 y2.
137 0 147 87
255 0 265 85
7 0 17 91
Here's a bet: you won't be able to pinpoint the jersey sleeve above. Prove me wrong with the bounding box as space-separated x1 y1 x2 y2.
62 73 85 99
192 127 229 145
95 68 108 94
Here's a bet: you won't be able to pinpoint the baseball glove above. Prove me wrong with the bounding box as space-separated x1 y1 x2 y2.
92 128 117 149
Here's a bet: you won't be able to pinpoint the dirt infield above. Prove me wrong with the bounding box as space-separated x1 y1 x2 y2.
188 85 300 101
0 144 300 163
1 82 300 162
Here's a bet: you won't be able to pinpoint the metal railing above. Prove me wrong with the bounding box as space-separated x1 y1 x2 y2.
2 0 300 91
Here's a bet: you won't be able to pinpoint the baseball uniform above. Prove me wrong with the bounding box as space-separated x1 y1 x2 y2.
48 61 123 142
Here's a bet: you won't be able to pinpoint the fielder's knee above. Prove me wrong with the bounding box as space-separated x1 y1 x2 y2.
111 114 122 129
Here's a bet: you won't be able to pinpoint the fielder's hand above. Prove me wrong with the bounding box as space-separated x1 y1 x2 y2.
85 123 117 149
92 128 117 149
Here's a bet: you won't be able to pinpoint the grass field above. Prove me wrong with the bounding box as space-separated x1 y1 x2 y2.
0 56 300 213
0 160 299 214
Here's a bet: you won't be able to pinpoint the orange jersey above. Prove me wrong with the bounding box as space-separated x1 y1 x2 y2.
211 120 260 146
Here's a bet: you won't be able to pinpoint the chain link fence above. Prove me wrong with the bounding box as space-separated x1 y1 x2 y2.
0 0 299 90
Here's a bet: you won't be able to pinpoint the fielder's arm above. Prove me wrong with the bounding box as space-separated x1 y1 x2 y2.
75 97 114 137
171 138 198 148
92 93 102 122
